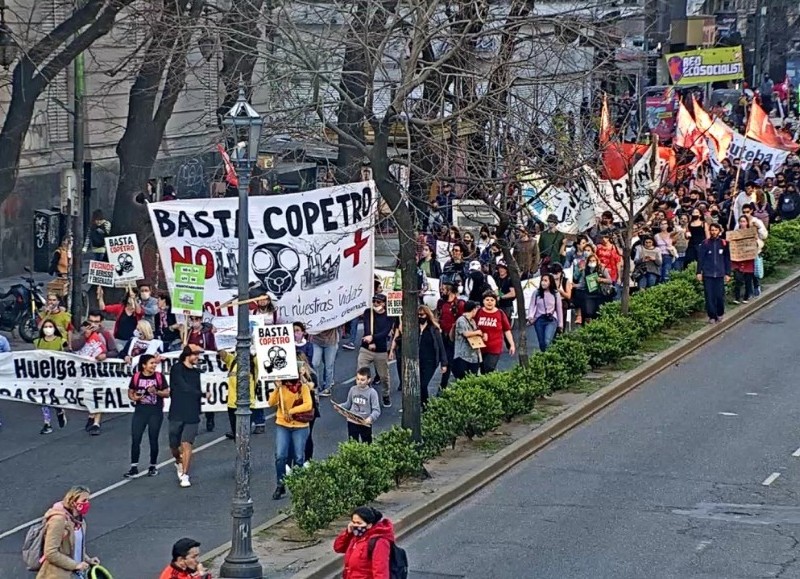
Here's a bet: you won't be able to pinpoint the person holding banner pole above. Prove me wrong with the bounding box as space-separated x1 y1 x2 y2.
35 321 69 435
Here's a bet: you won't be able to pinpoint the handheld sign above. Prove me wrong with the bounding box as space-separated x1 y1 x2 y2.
104 234 144 286
87 260 115 287
252 321 299 381
386 291 402 317
172 263 206 316
331 400 369 425
727 228 759 262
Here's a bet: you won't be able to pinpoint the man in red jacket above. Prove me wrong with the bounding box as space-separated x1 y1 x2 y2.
159 538 212 579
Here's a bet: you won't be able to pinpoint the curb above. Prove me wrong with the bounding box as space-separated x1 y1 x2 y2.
211 268 800 578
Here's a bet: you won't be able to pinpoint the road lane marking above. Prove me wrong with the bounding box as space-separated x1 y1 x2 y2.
745 392 758 396
792 447 800 457
718 412 738 416
0 411 275 541
762 472 781 486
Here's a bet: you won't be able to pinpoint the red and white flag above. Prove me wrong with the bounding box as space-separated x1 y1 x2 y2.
216 143 239 188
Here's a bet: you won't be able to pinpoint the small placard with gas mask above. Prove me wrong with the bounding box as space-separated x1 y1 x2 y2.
104 233 145 286
252 321 299 381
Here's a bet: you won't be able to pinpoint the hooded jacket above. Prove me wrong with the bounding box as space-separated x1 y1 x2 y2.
36 502 90 579
333 518 396 579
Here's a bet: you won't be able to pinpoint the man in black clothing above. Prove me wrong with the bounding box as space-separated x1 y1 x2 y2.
356 294 395 407
168 345 204 488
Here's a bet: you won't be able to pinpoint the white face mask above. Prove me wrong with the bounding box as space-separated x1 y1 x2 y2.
133 329 141 339
43 327 55 337
140 292 151 300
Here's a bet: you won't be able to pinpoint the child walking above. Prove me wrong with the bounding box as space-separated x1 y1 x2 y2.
339 367 381 443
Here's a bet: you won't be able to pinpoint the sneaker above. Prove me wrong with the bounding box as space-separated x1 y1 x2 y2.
84 417 93 432
382 396 392 408
742 299 750 304
224 431 236 440
123 466 139 478
175 462 184 480
342 342 355 351
88 424 100 436
732 300 741 305
56 411 67 428
272 485 286 500
40 424 53 435
253 425 265 434
147 466 158 477
205 414 215 432
318 388 332 397
179 474 191 488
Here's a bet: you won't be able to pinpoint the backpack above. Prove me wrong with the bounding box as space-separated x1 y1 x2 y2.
782 195 796 214
368 537 409 579
22 511 61 571
132 371 164 389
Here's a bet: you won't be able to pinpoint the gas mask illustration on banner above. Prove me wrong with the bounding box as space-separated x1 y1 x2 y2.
262 346 288 373
116 253 134 276
251 242 300 299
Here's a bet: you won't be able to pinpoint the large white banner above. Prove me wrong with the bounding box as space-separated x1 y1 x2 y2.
148 182 377 333
708 131 789 174
0 350 271 413
526 172 598 234
592 147 662 219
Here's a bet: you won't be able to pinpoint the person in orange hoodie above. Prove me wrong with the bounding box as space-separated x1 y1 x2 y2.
334 506 396 579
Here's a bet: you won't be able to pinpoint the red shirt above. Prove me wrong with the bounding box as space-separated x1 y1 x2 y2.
158 564 212 579
474 307 511 355
436 297 465 335
595 243 621 283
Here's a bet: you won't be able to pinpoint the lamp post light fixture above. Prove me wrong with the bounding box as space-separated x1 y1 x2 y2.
0 4 17 70
218 83 264 579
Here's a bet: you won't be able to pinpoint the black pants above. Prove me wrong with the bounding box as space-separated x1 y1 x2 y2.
733 270 754 301
131 405 163 465
419 360 438 408
481 353 501 374
347 422 373 444
305 417 316 461
703 276 726 320
440 336 455 389
452 357 480 380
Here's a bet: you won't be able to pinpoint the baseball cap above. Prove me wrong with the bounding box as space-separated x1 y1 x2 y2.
372 293 387 304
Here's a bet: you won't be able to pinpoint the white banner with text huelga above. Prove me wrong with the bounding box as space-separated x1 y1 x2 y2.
0 350 271 413
148 182 377 333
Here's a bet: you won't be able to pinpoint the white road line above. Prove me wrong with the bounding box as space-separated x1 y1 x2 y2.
0 411 275 541
717 412 738 416
791 447 800 457
762 472 781 486
745 392 759 396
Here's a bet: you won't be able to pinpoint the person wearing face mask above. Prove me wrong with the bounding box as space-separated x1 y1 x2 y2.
135 283 159 330
434 282 465 390
38 293 72 337
411 306 447 407
333 506 397 579
36 485 100 579
356 294 395 408
293 321 313 360
159 538 211 579
154 293 181 350
697 222 731 324
572 252 613 325
96 285 142 353
684 209 708 267
35 321 69 434
476 225 492 253
526 273 563 351
268 375 313 500
122 319 164 367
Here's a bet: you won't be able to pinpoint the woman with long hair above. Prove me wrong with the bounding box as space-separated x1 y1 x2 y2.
333 506 396 579
153 292 180 351
526 273 563 351
37 485 100 578
122 319 164 366
124 354 170 478
416 305 448 406
268 376 313 500
35 320 68 434
572 251 613 324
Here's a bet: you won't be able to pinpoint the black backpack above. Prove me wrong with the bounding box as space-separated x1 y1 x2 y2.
89 225 107 248
368 537 409 579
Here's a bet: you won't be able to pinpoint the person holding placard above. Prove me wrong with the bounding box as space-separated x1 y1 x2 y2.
730 215 759 304
97 286 142 353
268 376 313 500
337 367 381 444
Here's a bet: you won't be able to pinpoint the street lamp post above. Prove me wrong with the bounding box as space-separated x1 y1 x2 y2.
219 85 264 579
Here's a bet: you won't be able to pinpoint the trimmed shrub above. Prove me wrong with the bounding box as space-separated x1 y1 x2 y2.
373 427 424 484
452 372 531 421
438 383 503 440
567 314 639 368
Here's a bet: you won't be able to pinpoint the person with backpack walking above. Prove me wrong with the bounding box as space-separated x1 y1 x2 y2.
435 281 465 390
82 210 111 262
30 485 100 579
333 506 407 579
124 355 170 478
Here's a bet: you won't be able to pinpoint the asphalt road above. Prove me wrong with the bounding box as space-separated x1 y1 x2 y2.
0 323 536 579
403 287 800 579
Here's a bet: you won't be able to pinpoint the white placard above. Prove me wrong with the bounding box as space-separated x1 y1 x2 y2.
104 233 145 286
252 321 298 381
87 260 116 287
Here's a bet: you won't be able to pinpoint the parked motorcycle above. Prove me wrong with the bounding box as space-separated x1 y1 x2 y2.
0 267 46 343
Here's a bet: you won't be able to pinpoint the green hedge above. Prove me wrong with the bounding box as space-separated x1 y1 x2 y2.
285 218 800 534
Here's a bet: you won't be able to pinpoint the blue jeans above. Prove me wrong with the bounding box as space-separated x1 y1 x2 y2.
275 425 309 485
346 318 359 344
252 408 265 426
533 316 558 351
638 272 659 289
659 254 674 282
312 343 337 389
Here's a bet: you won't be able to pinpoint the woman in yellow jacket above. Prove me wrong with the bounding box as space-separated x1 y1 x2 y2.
219 349 263 440
269 376 313 500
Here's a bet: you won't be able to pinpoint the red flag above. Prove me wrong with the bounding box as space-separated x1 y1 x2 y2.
674 100 708 167
216 143 239 188
692 95 733 160
600 94 613 145
746 100 799 152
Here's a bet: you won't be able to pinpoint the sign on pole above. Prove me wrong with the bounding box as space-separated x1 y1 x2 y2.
727 228 759 262
172 263 206 315
386 291 402 317
87 260 115 287
252 321 299 381
104 233 145 286
665 46 744 86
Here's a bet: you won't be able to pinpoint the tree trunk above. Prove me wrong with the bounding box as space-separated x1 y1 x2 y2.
0 0 134 207
620 220 634 315
373 125 422 441
112 0 205 282
494 214 528 365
